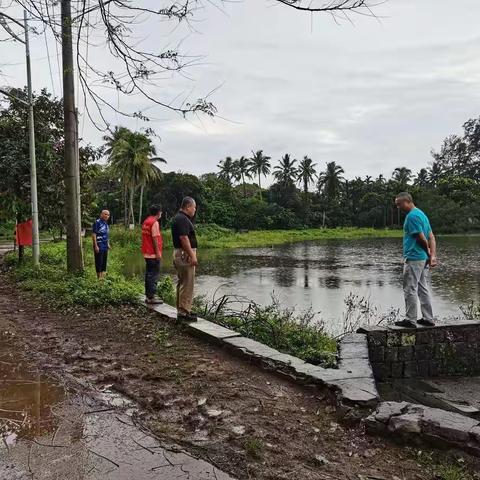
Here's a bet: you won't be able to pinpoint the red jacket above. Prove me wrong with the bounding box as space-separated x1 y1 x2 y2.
141 216 163 258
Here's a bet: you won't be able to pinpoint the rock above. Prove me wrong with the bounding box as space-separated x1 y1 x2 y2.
388 413 421 434
314 454 330 465
325 405 336 414
197 397 207 407
206 409 223 418
231 425 246 435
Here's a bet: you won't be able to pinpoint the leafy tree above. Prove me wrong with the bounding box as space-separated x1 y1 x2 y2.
392 167 412 189
318 162 345 200
233 156 252 198
217 156 237 185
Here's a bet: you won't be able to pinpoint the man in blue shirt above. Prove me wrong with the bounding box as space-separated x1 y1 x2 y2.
92 209 111 279
394 193 437 328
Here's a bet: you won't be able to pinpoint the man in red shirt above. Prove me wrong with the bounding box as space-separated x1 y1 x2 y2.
141 205 163 304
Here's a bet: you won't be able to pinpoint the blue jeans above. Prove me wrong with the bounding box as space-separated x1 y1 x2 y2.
145 258 161 299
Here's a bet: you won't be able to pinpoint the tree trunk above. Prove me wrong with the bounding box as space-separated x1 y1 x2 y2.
242 174 246 198
129 186 135 227
62 0 84 273
123 184 128 228
138 183 144 225
258 173 262 200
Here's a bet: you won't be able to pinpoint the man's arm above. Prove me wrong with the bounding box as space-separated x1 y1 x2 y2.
92 233 99 253
428 231 437 267
151 222 162 260
179 236 198 266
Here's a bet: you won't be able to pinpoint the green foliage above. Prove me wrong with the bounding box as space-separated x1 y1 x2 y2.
157 275 176 305
196 294 337 367
244 437 265 459
5 242 141 308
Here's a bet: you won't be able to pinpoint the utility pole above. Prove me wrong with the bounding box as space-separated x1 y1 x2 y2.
24 10 40 267
61 0 83 272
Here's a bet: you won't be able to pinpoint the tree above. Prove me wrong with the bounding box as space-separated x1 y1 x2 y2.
273 154 298 187
318 162 345 200
297 156 317 195
217 157 236 185
105 128 164 226
234 156 252 198
392 167 413 189
248 150 271 199
414 168 429 188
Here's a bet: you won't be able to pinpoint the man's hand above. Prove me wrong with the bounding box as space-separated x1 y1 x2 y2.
94 244 99 254
429 256 438 268
156 254 162 261
189 254 199 267
108 243 111 250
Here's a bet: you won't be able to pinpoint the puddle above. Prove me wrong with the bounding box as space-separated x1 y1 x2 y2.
0 333 65 446
0 332 235 479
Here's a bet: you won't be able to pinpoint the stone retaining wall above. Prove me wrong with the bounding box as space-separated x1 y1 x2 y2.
145 301 379 408
358 321 480 381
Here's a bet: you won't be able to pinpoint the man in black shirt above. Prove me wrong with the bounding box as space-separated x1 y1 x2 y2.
171 197 198 321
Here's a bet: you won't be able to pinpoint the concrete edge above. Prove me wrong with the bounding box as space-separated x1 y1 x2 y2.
144 301 379 408
366 401 480 457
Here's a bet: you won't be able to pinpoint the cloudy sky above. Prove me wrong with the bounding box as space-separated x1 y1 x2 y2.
2 0 480 183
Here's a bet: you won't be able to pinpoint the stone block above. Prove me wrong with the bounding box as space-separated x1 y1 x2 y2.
403 361 418 378
187 319 241 343
414 344 434 361
341 333 367 344
338 358 374 378
416 361 429 378
268 352 305 370
331 377 379 406
398 346 414 362
339 341 369 360
371 362 390 381
391 362 404 378
224 336 280 357
416 331 433 345
385 347 399 362
368 346 385 363
367 331 387 347
429 360 443 377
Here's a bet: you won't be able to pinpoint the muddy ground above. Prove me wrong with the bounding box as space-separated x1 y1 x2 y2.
0 272 479 480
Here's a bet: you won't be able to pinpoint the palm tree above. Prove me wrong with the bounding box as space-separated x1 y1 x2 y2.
248 150 271 199
217 156 236 185
296 156 317 194
414 168 429 188
428 161 442 187
106 128 165 226
234 156 251 198
392 167 412 188
317 161 345 200
273 154 298 187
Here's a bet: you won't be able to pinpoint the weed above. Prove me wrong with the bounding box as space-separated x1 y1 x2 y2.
244 437 265 459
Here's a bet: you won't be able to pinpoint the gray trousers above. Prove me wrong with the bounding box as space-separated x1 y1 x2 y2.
403 260 434 321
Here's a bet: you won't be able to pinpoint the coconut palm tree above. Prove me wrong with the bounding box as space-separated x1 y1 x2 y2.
234 156 252 198
392 167 412 189
248 150 271 199
106 129 165 226
317 161 345 201
217 156 236 185
273 154 298 187
296 156 317 195
414 168 429 188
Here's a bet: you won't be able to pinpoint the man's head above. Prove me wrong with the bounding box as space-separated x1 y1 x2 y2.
149 204 163 219
100 210 110 221
181 197 197 218
395 192 414 213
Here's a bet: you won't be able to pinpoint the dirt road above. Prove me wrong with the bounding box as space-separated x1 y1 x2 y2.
0 273 478 479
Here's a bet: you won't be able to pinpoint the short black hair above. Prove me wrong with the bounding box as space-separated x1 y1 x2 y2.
396 192 413 203
149 204 162 216
181 196 195 209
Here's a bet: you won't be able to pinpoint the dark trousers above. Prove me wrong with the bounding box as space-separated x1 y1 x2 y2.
145 258 161 299
94 250 108 273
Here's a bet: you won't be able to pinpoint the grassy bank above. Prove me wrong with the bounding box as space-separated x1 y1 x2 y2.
110 223 402 250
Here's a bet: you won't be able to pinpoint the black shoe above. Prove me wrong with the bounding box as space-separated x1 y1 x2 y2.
417 318 435 327
177 312 198 323
394 319 417 328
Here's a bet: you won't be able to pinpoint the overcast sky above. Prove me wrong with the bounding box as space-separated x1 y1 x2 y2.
2 0 480 183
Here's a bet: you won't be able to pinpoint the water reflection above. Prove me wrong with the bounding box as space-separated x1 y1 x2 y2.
123 236 480 331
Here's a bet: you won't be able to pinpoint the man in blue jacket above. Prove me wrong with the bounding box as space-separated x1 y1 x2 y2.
394 193 438 328
92 209 111 279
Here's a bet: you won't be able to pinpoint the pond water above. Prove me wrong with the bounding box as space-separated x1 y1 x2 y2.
123 236 480 333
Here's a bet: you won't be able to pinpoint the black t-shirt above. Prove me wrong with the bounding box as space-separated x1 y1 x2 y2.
171 211 198 249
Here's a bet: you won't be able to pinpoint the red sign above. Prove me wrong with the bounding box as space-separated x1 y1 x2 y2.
16 219 32 246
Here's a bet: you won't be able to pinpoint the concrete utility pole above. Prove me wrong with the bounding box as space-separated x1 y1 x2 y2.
61 0 83 272
24 10 40 267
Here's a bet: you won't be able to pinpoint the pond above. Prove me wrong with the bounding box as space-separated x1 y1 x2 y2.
123 236 480 333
